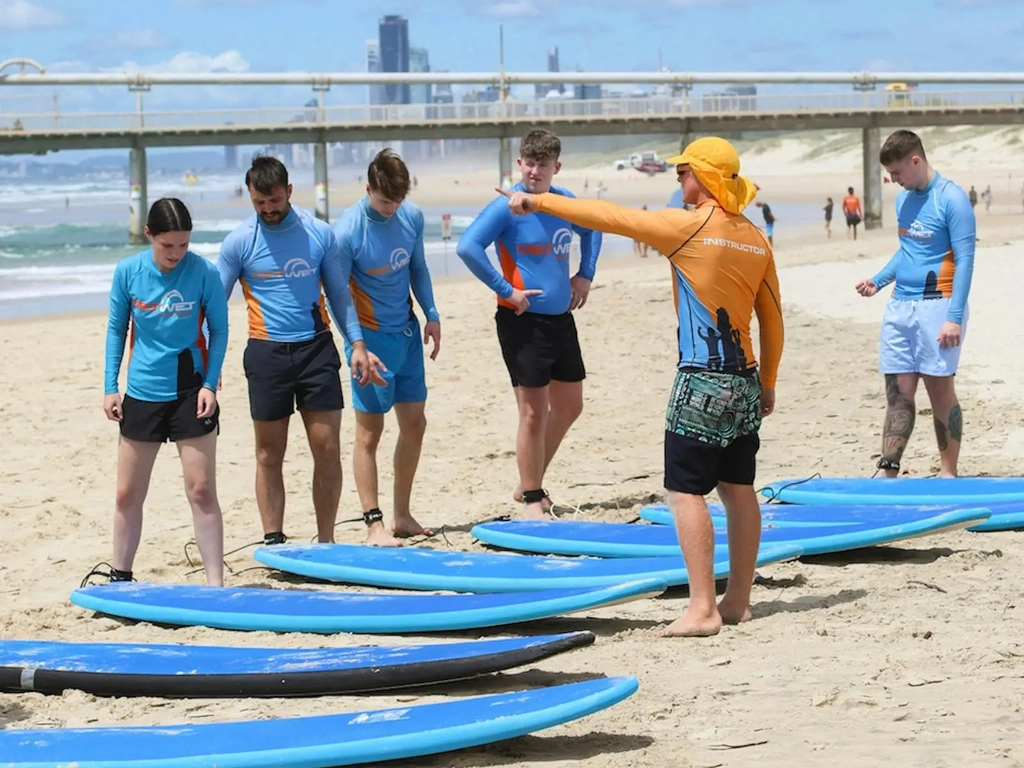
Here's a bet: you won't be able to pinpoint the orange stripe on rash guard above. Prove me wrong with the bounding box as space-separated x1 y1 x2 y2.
316 289 332 329
349 278 378 330
240 278 269 340
497 241 524 310
936 249 955 297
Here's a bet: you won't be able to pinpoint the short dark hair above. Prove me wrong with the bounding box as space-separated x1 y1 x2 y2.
146 197 192 236
879 130 927 165
245 154 289 195
520 129 561 162
848 186 854 194
367 148 410 201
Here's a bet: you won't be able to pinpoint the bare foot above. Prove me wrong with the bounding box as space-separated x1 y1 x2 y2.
717 601 752 626
393 514 434 539
365 522 404 547
657 609 723 638
521 501 549 520
513 486 553 512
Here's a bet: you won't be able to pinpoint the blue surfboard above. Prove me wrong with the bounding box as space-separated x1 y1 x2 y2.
763 475 1024 505
639 501 992 529
253 542 804 593
0 632 594 698
471 507 991 558
69 580 667 635
0 675 638 768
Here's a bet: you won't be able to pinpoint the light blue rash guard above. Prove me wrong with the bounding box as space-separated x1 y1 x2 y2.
871 171 976 324
333 197 440 332
105 249 228 402
455 182 603 315
217 206 363 343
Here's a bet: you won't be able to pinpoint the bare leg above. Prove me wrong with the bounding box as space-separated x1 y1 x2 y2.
392 401 432 538
299 408 343 543
512 380 583 510
254 418 289 538
923 375 962 478
659 491 721 638
352 410 401 546
715 481 762 624
177 431 224 586
880 373 919 477
112 437 162 573
514 385 550 519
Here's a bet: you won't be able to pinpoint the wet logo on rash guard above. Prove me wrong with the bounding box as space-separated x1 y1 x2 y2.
134 289 196 315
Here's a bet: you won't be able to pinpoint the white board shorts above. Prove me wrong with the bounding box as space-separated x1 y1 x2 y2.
879 296 968 377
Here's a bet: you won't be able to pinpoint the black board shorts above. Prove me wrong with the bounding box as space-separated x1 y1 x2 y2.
243 331 344 422
494 306 586 389
120 390 219 443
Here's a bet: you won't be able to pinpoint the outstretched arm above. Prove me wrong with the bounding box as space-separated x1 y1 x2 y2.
456 199 515 298
754 255 785 389
530 193 704 258
945 191 977 324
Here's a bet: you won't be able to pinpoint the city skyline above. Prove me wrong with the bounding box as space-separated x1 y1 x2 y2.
1 0 1021 117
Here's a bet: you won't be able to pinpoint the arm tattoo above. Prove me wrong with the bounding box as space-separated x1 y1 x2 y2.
881 374 915 464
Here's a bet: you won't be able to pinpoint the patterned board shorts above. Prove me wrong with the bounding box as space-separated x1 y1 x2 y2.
664 368 762 448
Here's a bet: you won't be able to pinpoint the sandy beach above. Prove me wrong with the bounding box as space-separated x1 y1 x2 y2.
3 129 1024 767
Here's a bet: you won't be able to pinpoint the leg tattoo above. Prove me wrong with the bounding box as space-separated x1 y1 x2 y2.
948 404 963 442
934 404 962 453
881 374 915 466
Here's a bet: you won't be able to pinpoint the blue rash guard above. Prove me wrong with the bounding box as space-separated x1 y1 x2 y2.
334 197 440 332
871 171 976 324
455 182 603 315
105 249 229 402
217 206 363 343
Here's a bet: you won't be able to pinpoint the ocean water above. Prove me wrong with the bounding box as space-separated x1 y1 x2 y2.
0 169 817 321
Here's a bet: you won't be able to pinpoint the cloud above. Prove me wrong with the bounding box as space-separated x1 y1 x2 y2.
175 0 324 5
0 0 67 30
116 50 251 74
481 1 541 18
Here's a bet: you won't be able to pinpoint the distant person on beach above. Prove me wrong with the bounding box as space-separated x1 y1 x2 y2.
755 200 775 245
102 198 229 586
218 155 385 547
456 128 603 520
982 185 992 212
855 129 976 479
824 197 833 238
333 149 441 547
968 186 978 209
843 187 863 240
498 136 784 638
633 205 650 257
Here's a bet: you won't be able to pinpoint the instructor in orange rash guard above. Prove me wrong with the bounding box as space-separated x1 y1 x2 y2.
499 136 784 639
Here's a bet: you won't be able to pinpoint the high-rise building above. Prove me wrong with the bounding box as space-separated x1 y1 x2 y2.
379 14 410 105
365 39 384 106
535 46 564 100
409 45 431 105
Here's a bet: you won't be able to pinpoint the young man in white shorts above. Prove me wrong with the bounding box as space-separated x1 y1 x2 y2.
855 130 976 477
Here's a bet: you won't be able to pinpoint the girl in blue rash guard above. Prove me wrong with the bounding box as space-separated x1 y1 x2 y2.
102 198 229 586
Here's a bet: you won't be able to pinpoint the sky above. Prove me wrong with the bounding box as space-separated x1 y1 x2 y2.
1 0 1022 117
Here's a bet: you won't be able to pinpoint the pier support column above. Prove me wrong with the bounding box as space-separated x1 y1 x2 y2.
862 126 883 230
314 140 329 222
128 145 147 245
499 137 513 190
